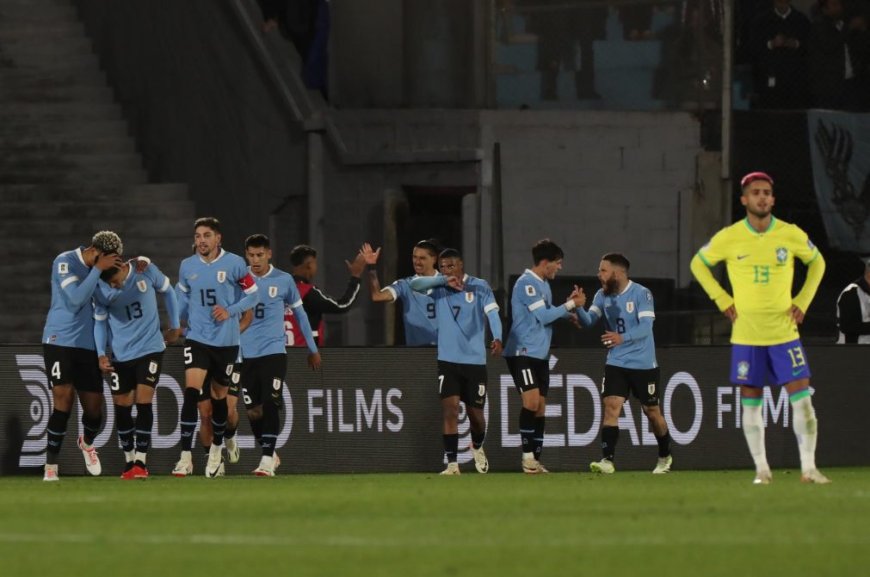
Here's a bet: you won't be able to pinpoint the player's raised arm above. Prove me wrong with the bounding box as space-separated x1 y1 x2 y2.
409 274 447 293
61 252 120 308
575 290 602 327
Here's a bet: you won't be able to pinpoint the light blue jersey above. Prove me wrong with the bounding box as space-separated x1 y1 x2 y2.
241 265 318 358
176 249 259 347
411 274 502 365
576 281 658 370
504 269 574 359
43 247 103 349
93 263 180 362
384 275 438 346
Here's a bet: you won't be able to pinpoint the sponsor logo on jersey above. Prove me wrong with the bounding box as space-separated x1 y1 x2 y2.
626 301 635 313
775 247 788 265
217 271 227 283
269 285 279 298
137 280 148 293
525 284 536 297
58 262 68 274
465 292 474 303
737 361 750 380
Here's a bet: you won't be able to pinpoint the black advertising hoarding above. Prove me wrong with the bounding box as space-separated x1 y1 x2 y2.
0 346 866 476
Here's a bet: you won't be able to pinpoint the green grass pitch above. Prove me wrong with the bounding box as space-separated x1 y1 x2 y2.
1 468 869 577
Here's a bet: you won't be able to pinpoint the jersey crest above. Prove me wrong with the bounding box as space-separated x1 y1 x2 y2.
217 271 227 283
58 262 68 274
776 247 788 265
626 301 635 313
525 284 536 297
148 361 158 375
737 361 750 380
465 292 475 303
269 285 279 298
137 280 148 293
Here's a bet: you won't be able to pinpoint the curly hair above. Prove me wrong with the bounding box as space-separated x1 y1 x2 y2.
91 231 123 256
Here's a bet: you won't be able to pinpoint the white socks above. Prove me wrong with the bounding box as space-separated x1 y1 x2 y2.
741 401 769 472
790 395 818 473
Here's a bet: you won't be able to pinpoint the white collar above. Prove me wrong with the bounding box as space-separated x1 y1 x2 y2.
526 268 544 282
199 248 226 265
76 247 87 267
250 264 274 279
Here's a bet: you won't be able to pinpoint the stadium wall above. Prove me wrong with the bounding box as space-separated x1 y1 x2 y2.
1 346 865 476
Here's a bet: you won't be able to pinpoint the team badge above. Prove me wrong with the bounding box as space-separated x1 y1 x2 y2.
775 247 788 264
225 363 234 376
737 361 750 380
148 361 158 375
269 286 278 298
626 301 635 313
137 280 148 293
231 371 241 384
525 284 536 297
272 378 282 391
477 384 486 398
465 292 474 303
217 271 227 283
647 383 656 396
58 262 68 274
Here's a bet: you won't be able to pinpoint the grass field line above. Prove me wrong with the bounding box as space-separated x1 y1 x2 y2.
2 531 870 548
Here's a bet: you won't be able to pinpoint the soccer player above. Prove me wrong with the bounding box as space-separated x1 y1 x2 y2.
504 239 585 474
173 217 259 478
361 239 440 346
241 234 320 476
285 244 365 346
691 171 830 484
42 231 124 481
94 258 182 479
576 253 673 475
410 248 503 475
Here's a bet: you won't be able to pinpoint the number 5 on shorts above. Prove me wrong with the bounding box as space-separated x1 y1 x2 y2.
183 347 192 366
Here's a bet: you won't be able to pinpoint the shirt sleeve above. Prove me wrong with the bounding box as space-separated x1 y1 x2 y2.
285 281 319 354
227 259 259 317
482 283 502 341
691 229 734 312
57 256 102 309
383 279 402 302
93 295 109 357
623 289 655 343
577 290 603 327
302 278 362 314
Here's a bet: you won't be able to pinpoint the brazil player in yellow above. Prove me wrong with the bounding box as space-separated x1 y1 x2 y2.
690 171 830 485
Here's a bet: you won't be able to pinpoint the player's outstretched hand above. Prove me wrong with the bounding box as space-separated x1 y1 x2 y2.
95 252 123 271
98 355 114 373
346 252 367 277
569 285 586 308
790 304 805 324
308 352 322 371
212 305 230 322
723 305 737 323
490 339 503 356
360 243 381 266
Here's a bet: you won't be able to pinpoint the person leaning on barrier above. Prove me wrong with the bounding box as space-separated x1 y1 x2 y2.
837 256 870 344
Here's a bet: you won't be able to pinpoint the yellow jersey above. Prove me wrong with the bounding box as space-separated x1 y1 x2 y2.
691 216 825 346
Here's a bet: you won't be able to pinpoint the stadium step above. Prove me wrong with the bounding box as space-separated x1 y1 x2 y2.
0 152 143 171
0 182 186 202
0 138 136 155
0 201 195 219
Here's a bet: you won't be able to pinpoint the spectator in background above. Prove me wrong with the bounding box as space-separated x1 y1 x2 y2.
748 0 811 109
837 257 870 343
257 0 328 95
808 0 870 110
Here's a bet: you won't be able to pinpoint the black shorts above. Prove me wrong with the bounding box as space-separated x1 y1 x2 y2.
240 354 287 409
505 356 550 396
437 360 487 409
200 362 242 401
183 340 238 387
43 344 102 393
601 365 661 406
109 352 163 395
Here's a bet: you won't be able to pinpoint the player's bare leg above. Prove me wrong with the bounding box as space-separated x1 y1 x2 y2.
642 404 673 474
440 396 461 475
591 395 623 474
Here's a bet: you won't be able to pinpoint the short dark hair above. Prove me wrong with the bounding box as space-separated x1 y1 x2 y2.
439 248 462 260
290 244 317 267
245 234 270 250
100 266 121 282
194 217 221 233
532 239 563 264
602 252 630 271
414 239 440 258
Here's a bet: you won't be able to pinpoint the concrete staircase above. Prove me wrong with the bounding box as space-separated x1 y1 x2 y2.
0 0 194 343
